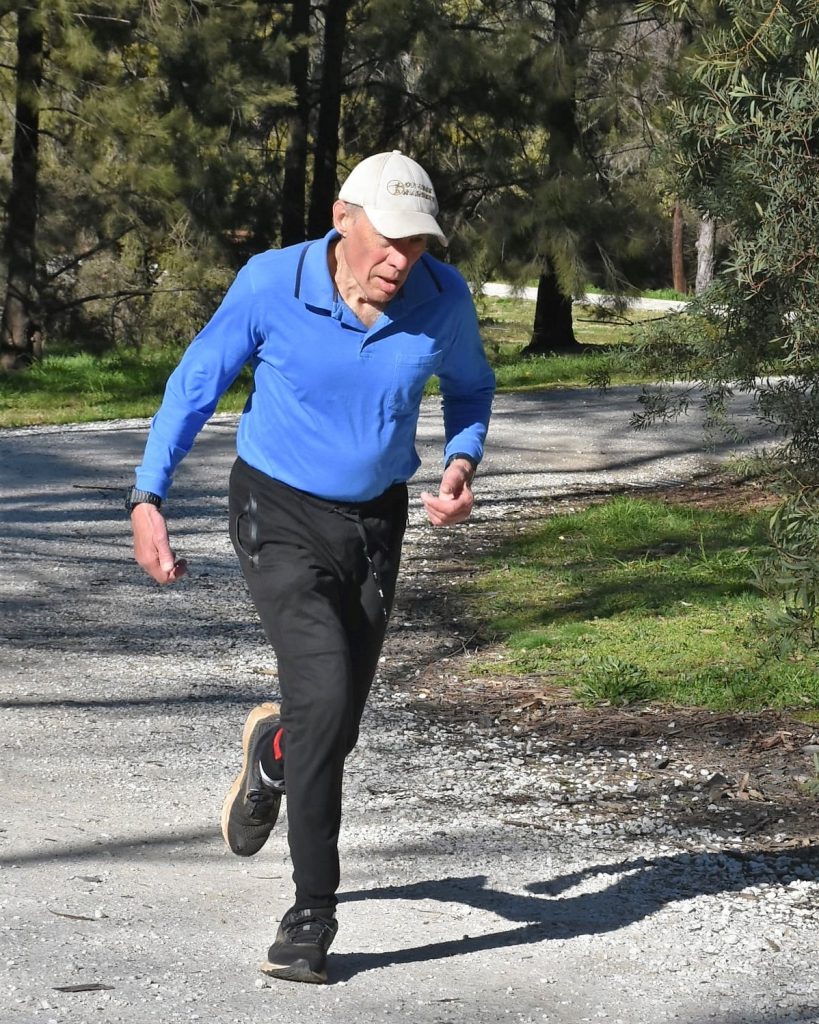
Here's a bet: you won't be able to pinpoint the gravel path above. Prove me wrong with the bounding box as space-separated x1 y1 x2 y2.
1 390 817 1024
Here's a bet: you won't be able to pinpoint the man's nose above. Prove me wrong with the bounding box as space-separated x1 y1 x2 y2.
386 245 411 271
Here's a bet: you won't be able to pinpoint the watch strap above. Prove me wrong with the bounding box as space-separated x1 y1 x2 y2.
126 486 162 515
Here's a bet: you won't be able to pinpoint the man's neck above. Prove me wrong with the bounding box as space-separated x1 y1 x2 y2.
329 239 387 329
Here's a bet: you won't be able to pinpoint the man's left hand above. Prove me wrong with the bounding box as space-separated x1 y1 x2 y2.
421 459 475 526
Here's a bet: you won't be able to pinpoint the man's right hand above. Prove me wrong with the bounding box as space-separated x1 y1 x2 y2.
130 504 187 585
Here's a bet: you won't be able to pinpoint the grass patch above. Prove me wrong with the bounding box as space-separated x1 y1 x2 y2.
470 296 666 393
0 296 662 426
0 345 253 427
582 284 688 302
501 281 689 302
640 287 689 302
467 495 819 711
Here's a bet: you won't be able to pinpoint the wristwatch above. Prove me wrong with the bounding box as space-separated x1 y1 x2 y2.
445 452 478 481
125 486 162 516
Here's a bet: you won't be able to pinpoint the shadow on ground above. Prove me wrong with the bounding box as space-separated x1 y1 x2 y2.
331 845 817 981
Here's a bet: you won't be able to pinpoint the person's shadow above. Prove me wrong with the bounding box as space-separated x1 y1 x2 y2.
331 847 819 983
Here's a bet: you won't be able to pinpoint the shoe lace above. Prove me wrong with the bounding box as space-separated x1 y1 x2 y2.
283 914 335 945
246 785 279 820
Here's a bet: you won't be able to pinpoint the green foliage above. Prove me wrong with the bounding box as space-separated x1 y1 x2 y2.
633 2 819 657
803 753 819 799
634 1 819 477
449 3 671 298
0 2 292 355
340 1 676 306
0 2 720 361
753 487 819 647
575 657 658 706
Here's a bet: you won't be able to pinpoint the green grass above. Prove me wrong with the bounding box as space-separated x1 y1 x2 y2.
0 295 659 426
466 495 819 711
2 314 811 716
582 284 688 302
508 281 689 302
0 345 253 427
476 296 667 391
640 286 689 302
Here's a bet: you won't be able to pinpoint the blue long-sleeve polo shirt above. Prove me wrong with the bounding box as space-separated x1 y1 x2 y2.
135 230 495 503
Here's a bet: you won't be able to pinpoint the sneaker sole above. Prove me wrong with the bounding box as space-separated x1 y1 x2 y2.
259 958 328 984
220 701 281 854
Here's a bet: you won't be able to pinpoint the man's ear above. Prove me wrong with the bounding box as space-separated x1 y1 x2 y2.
332 200 349 236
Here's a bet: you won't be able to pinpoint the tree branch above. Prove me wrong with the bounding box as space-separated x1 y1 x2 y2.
45 286 216 316
45 228 138 282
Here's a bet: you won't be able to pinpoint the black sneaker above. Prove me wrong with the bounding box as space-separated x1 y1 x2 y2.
221 703 284 857
261 907 338 984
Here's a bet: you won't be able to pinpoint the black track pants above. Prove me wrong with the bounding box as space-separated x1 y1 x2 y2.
228 457 408 911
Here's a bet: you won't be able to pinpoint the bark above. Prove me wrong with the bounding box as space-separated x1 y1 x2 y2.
522 0 581 356
376 75 405 152
280 0 311 246
672 200 686 294
528 270 577 354
695 215 716 295
1 5 44 371
307 0 349 238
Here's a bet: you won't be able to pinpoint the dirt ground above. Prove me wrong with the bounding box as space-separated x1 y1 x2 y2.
3 414 818 1022
391 474 819 855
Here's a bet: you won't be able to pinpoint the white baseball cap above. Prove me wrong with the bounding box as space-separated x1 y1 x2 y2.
338 150 448 246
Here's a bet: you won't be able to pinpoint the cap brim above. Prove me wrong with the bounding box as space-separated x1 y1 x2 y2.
364 206 448 247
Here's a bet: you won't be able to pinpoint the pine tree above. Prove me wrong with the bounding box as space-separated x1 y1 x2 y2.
338 0 674 346
1 2 45 369
280 0 312 245
0 2 294 365
417 1 672 355
635 0 819 470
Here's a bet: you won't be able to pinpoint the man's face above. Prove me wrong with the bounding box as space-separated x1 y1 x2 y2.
332 201 427 306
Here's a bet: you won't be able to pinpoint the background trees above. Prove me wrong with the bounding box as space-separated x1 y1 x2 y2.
336 1 678 353
634 0 819 471
0 2 294 368
1 0 770 369
474 1 675 355
0 1 44 369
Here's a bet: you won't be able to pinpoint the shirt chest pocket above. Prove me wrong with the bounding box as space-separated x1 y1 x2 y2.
388 352 440 414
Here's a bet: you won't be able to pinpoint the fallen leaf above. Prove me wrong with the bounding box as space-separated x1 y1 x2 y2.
749 730 795 752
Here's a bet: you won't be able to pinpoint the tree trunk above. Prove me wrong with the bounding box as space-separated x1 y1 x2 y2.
1 5 44 372
523 0 582 356
376 75 405 152
671 199 686 294
524 271 577 355
695 214 716 294
307 0 349 238
280 0 311 246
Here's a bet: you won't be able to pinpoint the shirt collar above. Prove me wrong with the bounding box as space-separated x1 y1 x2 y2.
294 230 337 312
294 229 445 323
